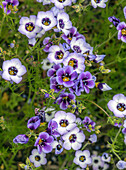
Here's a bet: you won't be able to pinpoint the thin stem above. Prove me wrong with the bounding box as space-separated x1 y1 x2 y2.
113 126 122 146
112 148 121 160
81 141 90 150
84 99 110 117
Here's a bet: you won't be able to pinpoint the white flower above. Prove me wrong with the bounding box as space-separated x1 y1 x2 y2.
91 0 108 8
41 58 53 70
29 149 47 167
45 107 56 122
2 58 27 84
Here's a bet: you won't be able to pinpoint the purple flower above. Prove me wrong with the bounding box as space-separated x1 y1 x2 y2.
89 134 97 143
0 0 19 15
78 71 95 94
63 53 85 73
93 54 106 63
27 116 40 130
18 15 42 39
29 149 47 167
116 160 126 170
43 37 53 52
108 16 120 27
107 94 126 117
50 0 72 9
117 22 126 43
50 77 66 93
62 127 85 150
83 47 96 61
13 134 29 144
35 108 46 123
52 111 77 135
2 58 27 84
62 27 79 44
51 6 64 17
56 66 78 88
69 79 83 96
97 83 112 91
51 140 64 155
34 132 54 154
123 6 126 19
56 92 76 110
46 120 60 137
82 116 96 132
47 44 69 64
57 12 72 35
101 153 111 163
73 150 92 168
47 64 61 78
36 11 57 31
91 0 108 8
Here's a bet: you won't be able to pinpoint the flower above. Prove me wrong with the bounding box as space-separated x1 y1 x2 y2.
91 0 108 8
117 22 126 43
116 160 126 170
89 134 97 143
51 6 64 17
96 83 112 91
108 16 120 27
37 0 51 5
122 120 126 134
47 44 69 64
83 47 96 61
50 0 72 9
43 37 53 52
13 134 29 144
51 140 64 154
101 153 111 163
62 127 85 150
52 111 77 135
107 94 126 117
47 64 61 78
70 37 90 54
69 79 83 96
63 53 85 73
0 0 19 15
18 15 42 39
50 77 66 93
35 108 46 123
29 149 47 167
41 58 53 70
123 6 126 19
27 116 40 130
93 54 106 63
36 11 57 31
57 12 72 35
73 150 92 168
56 92 76 110
82 116 96 132
46 120 60 137
56 66 78 87
34 132 54 154
92 155 104 170
2 58 27 84
78 71 95 94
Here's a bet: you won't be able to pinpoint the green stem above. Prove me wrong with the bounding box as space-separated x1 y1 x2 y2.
83 99 110 117
113 126 122 146
81 141 90 150
0 14 6 36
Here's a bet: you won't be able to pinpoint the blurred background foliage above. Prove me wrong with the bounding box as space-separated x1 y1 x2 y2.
0 0 126 169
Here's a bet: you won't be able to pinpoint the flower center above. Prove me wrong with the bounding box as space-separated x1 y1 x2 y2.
57 144 62 150
59 119 69 127
117 103 126 112
58 0 66 2
7 2 13 10
121 28 126 36
94 0 101 3
42 18 51 26
55 51 64 60
69 134 77 143
57 85 64 89
8 66 18 76
59 19 65 29
84 51 90 56
35 155 41 161
62 73 70 82
67 33 73 40
38 138 46 146
73 45 82 53
25 22 35 32
68 58 78 69
79 155 86 162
